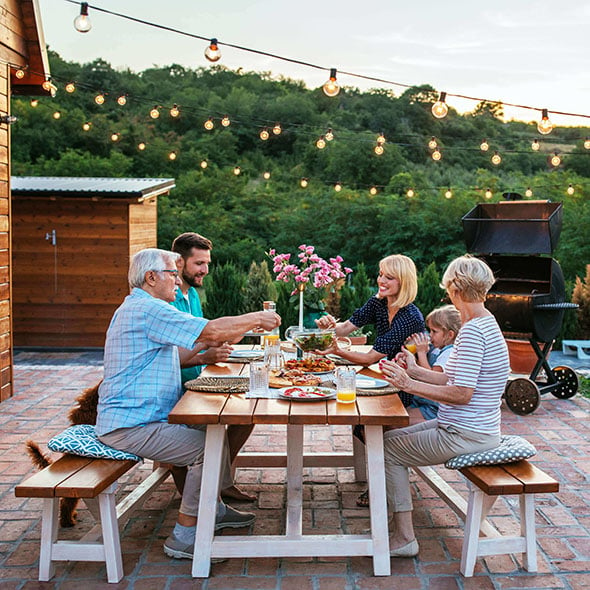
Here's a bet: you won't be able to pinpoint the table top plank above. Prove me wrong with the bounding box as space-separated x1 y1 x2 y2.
288 400 329 424
357 395 409 427
220 394 256 424
327 400 360 425
203 363 244 377
252 398 290 424
169 391 228 425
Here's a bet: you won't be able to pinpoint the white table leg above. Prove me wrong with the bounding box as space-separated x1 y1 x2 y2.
365 425 391 576
192 424 225 578
286 424 304 537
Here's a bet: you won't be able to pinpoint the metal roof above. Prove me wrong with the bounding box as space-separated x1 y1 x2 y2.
11 177 176 201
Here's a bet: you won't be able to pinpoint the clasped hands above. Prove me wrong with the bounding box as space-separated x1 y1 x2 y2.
379 349 417 391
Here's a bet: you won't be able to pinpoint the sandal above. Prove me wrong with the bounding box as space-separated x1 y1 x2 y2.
356 489 369 507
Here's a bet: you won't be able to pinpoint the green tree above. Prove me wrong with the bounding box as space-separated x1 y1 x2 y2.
242 261 277 313
415 262 443 319
203 262 246 319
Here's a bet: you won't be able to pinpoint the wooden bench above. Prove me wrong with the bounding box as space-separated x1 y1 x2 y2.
561 339 590 360
413 460 559 577
15 455 170 583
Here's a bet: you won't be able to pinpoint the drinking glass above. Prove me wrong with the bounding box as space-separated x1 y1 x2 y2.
264 338 285 371
249 361 269 397
335 366 357 404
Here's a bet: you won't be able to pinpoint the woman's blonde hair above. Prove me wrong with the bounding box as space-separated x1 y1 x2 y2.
378 254 418 308
440 255 495 303
426 304 461 334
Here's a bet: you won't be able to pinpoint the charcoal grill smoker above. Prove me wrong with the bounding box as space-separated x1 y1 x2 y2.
462 199 578 415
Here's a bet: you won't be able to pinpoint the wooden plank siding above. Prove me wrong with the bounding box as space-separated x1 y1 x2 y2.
12 196 158 347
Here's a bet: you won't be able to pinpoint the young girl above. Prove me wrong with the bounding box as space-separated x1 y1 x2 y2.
402 304 461 421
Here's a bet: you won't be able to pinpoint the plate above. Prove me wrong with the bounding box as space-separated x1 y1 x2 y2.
229 350 263 359
355 376 389 389
278 386 337 401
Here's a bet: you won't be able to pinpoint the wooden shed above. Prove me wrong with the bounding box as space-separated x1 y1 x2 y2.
11 176 175 348
1 0 51 400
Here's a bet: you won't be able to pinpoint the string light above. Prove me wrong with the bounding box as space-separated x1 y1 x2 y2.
110 132 120 142
263 171 271 180
444 189 453 199
432 92 448 119
42 79 52 92
567 184 575 195
369 186 378 195
204 117 214 130
584 138 590 150
531 139 540 151
149 106 160 119
485 188 493 199
325 128 334 141
431 148 442 161
323 68 340 97
73 2 92 33
15 69 25 79
82 121 91 131
550 152 561 167
537 108 554 135
480 139 489 152
205 38 221 62
200 159 208 169
491 151 502 166
221 115 231 127
138 142 146 150
272 123 282 135
428 136 438 150
170 104 180 118
376 133 386 145
374 144 384 155
233 165 241 175
300 178 308 188
30 99 38 108
406 188 415 198
525 187 533 198
117 95 127 106
168 150 177 160
94 93 105 105
316 136 326 149
259 128 270 140
65 82 75 93
334 181 342 192
52 111 61 120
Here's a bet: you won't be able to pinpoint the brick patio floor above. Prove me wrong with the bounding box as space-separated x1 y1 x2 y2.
1 351 589 589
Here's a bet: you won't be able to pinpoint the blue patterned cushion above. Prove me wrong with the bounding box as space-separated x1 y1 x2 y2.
445 435 536 469
48 424 141 461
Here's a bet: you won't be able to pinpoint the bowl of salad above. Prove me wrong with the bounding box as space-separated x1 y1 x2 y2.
285 327 336 352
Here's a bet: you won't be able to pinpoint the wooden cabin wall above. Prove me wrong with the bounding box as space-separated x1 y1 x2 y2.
12 197 158 347
0 62 13 400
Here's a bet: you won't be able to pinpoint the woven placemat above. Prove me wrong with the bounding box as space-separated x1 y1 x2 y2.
184 376 249 393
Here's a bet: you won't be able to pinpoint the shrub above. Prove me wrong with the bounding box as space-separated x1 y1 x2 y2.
572 264 590 338
203 262 246 319
243 260 277 313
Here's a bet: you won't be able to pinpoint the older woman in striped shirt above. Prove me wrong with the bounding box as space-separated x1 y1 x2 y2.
379 255 510 558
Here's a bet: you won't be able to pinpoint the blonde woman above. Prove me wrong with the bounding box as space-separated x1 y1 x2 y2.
379 255 509 557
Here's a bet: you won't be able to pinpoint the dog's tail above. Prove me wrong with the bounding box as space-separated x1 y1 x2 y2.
25 440 52 470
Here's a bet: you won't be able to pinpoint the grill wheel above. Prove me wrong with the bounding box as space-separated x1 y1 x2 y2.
504 378 541 415
550 366 579 399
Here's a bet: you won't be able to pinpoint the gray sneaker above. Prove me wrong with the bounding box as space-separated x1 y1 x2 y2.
163 533 225 562
215 505 256 530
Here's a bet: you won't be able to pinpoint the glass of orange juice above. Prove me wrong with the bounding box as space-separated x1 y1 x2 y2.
335 367 357 404
405 342 417 354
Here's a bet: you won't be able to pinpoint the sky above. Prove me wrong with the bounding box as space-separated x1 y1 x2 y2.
38 0 590 128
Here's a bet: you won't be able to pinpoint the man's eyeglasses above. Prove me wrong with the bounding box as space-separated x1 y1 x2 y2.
154 269 179 277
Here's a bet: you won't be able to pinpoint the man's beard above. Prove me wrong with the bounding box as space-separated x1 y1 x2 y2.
184 271 204 288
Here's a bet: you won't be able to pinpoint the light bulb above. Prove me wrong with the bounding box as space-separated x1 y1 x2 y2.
111 132 120 142
205 38 221 62
200 160 208 169
42 80 52 92
204 118 214 130
428 136 437 150
170 104 180 118
334 182 342 192
431 149 442 161
117 95 127 106
374 144 384 155
263 171 271 180
376 133 386 145
15 69 25 79
537 108 554 135
323 68 340 97
65 82 75 93
30 99 38 108
150 106 160 119
300 178 308 188
316 136 326 149
445 189 453 199
369 186 378 196
138 142 146 151
531 139 540 151
584 138 590 150
406 188 415 198
432 92 448 119
567 184 575 195
325 128 334 141
491 151 502 166
550 153 561 167
94 93 105 105
272 123 282 135
52 111 61 120
74 2 91 33
259 128 269 141
485 188 493 199
233 166 241 176
525 187 533 198
168 151 177 161
221 115 230 127
480 139 489 152
82 121 91 131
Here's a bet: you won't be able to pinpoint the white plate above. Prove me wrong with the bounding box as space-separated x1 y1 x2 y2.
355 376 389 389
278 386 336 401
229 350 263 359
